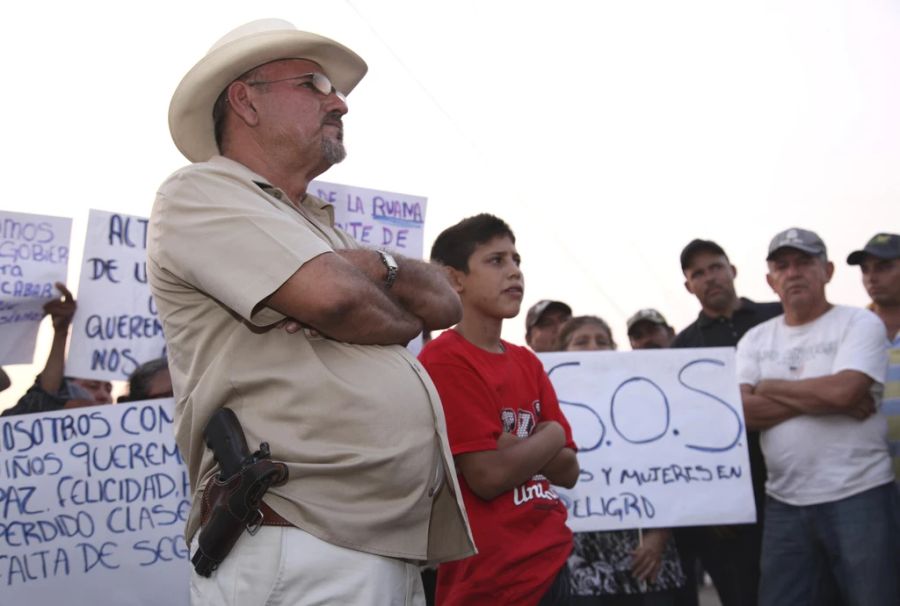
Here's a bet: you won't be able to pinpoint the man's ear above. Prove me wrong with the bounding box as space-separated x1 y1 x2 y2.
683 279 694 295
824 260 835 283
731 264 738 279
766 272 776 292
226 81 260 126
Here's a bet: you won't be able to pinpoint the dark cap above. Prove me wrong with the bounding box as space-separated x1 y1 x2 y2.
847 233 900 265
525 300 572 330
766 227 827 261
680 239 727 270
626 308 669 335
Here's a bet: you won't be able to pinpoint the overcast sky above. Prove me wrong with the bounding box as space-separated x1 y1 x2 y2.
2 0 898 406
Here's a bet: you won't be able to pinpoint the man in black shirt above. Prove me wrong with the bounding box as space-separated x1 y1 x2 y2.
671 239 782 606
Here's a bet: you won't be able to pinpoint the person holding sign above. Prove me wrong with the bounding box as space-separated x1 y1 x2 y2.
2 282 113 416
737 228 899 606
419 214 579 605
150 19 474 606
555 315 686 605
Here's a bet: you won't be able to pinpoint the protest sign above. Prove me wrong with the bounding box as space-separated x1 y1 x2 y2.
0 399 190 605
314 180 428 352
312 180 427 257
0 211 72 365
66 210 165 381
539 347 756 532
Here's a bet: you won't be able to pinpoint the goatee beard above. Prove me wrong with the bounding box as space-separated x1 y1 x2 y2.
322 137 346 164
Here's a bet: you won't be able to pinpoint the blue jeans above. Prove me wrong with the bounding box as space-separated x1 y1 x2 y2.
759 483 900 606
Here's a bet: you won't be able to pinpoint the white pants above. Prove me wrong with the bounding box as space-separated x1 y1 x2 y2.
190 526 426 606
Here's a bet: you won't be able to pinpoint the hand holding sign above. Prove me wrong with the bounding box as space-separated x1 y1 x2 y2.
44 282 76 332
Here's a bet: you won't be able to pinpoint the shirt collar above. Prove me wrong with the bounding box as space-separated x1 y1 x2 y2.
696 297 755 327
207 155 335 223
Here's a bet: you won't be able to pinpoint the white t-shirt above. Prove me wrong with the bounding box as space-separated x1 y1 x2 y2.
735 305 891 505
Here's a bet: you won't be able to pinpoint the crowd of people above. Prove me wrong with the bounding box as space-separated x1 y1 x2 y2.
2 17 897 606
511 229 900 606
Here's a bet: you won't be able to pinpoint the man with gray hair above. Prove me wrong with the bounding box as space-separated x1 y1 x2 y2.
150 19 473 605
736 227 899 605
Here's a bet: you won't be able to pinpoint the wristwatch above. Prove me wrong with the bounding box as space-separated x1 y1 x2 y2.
377 249 399 289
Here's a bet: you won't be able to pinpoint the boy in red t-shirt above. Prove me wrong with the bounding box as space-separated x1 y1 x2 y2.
419 213 579 606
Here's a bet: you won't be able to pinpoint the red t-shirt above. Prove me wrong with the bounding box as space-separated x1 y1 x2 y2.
419 330 576 606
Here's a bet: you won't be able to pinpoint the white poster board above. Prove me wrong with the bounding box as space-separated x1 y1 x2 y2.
0 399 190 604
0 211 72 365
66 210 166 381
314 180 427 352
539 347 756 532
312 180 427 258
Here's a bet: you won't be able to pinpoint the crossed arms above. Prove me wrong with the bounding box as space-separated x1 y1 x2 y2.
741 370 876 431
266 249 461 345
456 422 579 501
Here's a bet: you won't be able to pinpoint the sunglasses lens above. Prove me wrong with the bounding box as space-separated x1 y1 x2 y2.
313 73 346 103
311 73 330 95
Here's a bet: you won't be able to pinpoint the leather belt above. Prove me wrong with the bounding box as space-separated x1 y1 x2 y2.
201 480 294 528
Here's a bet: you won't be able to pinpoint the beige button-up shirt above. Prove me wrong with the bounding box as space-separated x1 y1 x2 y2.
148 156 474 562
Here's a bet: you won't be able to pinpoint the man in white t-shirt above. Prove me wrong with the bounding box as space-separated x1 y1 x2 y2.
736 227 899 606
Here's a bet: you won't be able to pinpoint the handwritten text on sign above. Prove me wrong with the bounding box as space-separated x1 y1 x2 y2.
0 399 190 605
312 180 427 256
0 211 72 365
66 210 165 381
538 347 756 532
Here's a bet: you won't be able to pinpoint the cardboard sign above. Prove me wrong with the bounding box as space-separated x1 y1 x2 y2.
539 347 757 532
312 180 427 257
0 399 190 604
66 210 166 381
0 212 72 365
315 180 428 352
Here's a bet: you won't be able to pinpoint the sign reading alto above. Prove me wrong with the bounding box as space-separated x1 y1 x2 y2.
539 347 757 532
0 211 72 365
66 210 165 381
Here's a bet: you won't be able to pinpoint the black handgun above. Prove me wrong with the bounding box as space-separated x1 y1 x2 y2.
191 408 288 577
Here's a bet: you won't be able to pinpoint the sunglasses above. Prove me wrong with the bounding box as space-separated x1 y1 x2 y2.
247 72 346 103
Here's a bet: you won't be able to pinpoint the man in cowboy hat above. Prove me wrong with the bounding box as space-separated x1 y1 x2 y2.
149 19 474 605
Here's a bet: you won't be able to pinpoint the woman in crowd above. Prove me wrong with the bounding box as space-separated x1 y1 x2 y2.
555 316 685 605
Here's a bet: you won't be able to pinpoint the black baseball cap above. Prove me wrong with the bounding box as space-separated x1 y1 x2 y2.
847 233 900 265
680 239 727 270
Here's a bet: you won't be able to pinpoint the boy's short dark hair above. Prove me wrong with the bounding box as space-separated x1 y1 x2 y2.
430 213 516 272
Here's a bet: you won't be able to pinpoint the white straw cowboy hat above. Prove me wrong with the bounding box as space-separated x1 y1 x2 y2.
168 18 368 162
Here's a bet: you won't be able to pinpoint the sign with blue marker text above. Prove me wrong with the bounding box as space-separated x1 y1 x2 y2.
0 211 72 365
314 180 427 352
0 398 190 605
539 347 756 532
66 210 165 381
312 180 427 257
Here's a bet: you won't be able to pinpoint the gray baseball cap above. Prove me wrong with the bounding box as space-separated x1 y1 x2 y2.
847 233 900 265
766 227 827 261
626 308 669 335
525 300 572 330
